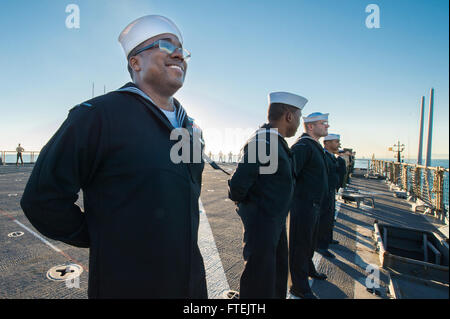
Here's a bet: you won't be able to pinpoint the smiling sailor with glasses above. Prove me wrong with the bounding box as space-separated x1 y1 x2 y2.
21 15 207 299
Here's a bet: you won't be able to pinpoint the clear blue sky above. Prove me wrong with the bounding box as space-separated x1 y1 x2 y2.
0 0 448 160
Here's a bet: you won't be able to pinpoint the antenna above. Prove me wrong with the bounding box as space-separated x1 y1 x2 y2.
425 88 434 167
417 96 425 165
390 141 405 163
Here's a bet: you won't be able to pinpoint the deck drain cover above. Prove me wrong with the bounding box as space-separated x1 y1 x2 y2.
8 231 24 238
46 264 83 281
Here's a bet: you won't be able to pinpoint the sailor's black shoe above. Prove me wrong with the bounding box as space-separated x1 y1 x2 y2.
309 272 328 280
296 291 318 299
289 289 318 299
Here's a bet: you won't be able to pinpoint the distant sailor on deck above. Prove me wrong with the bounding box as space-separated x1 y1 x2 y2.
21 15 207 298
317 133 342 258
16 143 24 166
340 149 352 187
228 92 307 298
336 150 347 191
289 112 329 299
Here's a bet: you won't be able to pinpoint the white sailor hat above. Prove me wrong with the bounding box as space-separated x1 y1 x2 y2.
324 134 340 141
303 112 329 123
268 92 308 110
118 15 183 58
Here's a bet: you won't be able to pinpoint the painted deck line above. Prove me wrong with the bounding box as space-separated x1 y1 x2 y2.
353 224 383 299
13 219 62 253
0 209 62 253
198 199 230 299
0 209 88 272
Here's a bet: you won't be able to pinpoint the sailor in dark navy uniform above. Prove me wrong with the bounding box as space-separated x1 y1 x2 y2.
229 92 307 298
337 151 347 190
289 112 330 299
317 134 342 257
20 15 208 298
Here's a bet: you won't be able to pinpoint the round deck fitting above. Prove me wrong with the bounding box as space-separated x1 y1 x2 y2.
8 231 24 238
46 264 83 281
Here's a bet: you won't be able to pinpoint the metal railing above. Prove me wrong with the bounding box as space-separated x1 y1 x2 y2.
0 151 40 165
370 159 449 223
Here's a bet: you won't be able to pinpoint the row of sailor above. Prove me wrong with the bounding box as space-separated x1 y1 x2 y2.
20 14 347 299
229 93 347 299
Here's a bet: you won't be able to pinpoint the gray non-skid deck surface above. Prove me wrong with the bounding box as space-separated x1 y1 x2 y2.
0 164 446 298
0 165 89 298
347 176 447 236
310 176 446 299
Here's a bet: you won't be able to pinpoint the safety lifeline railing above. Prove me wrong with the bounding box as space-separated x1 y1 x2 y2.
0 151 40 165
370 159 449 224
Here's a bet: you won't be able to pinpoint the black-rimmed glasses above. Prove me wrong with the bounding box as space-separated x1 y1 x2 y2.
132 39 191 60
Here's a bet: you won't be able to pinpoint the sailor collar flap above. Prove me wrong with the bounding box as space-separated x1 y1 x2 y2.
299 133 325 154
325 149 337 162
116 83 188 131
245 124 291 156
277 133 292 156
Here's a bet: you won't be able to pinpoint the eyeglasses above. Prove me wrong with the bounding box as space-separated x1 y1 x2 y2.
132 39 191 60
313 120 329 126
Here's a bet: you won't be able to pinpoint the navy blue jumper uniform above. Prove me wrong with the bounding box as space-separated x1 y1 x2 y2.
228 124 295 299
289 133 328 296
21 82 207 299
337 156 347 190
318 150 339 249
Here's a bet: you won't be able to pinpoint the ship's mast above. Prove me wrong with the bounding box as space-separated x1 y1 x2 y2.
391 141 405 163
425 88 434 167
417 96 425 165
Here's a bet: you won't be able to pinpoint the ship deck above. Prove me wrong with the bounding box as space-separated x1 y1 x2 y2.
0 164 448 299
